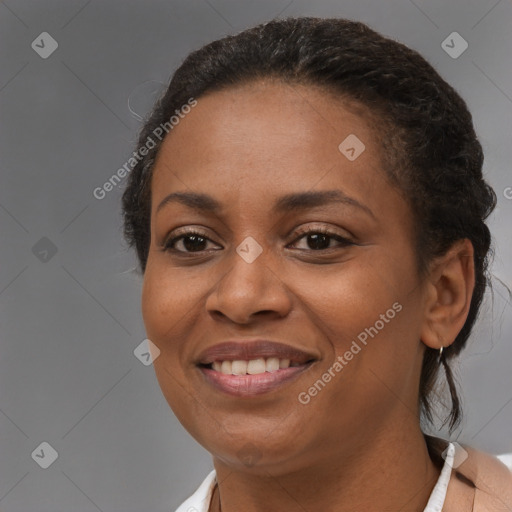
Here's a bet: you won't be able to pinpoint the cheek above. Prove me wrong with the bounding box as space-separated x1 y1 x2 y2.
141 271 189 377
141 262 220 384
141 264 200 342
298 275 421 426
300 259 409 342
301 252 421 390
142 271 171 343
140 267 200 418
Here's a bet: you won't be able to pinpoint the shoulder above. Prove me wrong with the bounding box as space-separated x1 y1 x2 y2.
436 438 512 511
458 443 512 511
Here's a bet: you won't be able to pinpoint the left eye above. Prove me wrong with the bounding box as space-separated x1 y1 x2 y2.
289 230 354 251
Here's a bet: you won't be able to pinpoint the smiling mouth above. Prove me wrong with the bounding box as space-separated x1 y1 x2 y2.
197 358 316 397
198 357 316 376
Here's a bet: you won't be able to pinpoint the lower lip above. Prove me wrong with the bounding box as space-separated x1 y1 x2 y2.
198 363 313 397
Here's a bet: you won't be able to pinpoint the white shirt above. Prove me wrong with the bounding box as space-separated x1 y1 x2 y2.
174 442 460 512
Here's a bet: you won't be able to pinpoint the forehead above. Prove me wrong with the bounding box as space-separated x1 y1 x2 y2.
150 81 387 210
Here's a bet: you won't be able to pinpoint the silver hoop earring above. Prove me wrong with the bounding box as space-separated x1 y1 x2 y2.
439 346 444 357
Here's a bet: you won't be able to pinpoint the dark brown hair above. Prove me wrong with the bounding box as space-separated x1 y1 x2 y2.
121 16 496 434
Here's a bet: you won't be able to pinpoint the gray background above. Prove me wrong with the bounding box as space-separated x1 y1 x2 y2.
0 0 511 510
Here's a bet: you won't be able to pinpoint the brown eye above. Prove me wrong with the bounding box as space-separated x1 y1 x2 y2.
290 228 354 251
164 230 220 254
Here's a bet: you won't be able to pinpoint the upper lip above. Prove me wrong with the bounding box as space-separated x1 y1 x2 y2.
196 340 318 365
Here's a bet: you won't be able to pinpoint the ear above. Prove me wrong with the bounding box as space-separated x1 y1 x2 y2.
420 239 476 350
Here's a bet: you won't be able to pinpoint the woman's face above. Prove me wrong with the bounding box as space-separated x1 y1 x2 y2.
142 81 429 473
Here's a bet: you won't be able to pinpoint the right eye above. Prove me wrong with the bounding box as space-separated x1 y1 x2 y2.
163 230 222 254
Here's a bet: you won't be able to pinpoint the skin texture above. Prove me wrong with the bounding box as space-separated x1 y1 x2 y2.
141 80 475 511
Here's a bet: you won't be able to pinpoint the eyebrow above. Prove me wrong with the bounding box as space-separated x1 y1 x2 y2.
273 190 375 219
156 190 375 219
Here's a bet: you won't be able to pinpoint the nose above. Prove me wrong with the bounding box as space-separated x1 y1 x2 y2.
205 242 293 325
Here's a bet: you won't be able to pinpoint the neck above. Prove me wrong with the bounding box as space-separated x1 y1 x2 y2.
210 421 440 512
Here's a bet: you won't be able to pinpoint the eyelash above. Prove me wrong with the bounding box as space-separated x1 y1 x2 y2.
162 226 354 255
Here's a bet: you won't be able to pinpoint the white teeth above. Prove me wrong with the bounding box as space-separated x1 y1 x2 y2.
220 360 232 374
232 360 248 375
266 357 280 372
210 357 297 375
247 358 266 375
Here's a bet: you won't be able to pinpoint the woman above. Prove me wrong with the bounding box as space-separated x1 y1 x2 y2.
121 16 512 511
